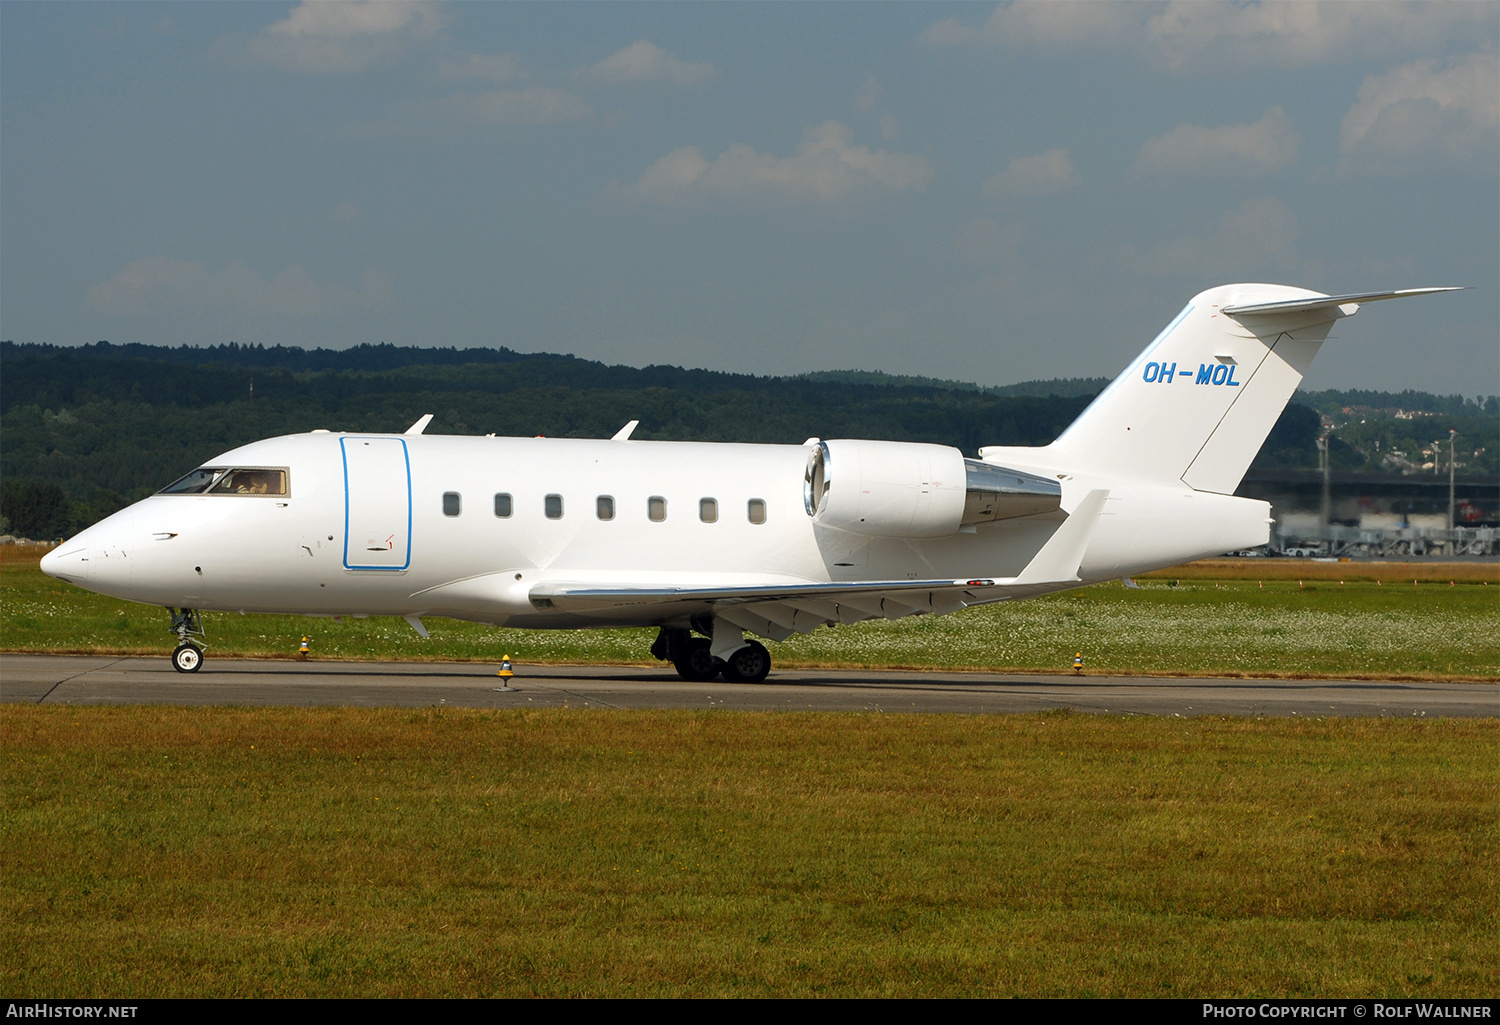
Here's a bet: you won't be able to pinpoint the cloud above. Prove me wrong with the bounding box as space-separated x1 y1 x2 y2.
855 74 882 112
587 40 714 86
612 122 934 207
1135 108 1298 177
1338 52 1499 173
88 258 393 317
438 52 526 83
248 1 443 73
1118 196 1300 277
983 148 1079 198
920 2 1492 72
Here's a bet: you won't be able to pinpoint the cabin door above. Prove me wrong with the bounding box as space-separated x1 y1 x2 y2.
341 437 412 570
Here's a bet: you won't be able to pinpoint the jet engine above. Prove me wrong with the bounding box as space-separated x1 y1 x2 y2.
803 440 1061 538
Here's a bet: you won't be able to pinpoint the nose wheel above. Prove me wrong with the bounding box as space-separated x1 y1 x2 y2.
172 643 203 673
167 607 207 672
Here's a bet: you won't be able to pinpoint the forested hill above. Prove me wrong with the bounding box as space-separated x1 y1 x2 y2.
1 342 1097 533
1 340 1112 403
6 340 1489 412
2 340 1493 539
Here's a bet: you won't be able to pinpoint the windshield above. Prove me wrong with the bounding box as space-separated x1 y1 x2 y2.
158 467 288 496
208 469 287 496
158 468 228 495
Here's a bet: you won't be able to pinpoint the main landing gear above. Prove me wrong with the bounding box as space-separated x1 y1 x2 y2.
651 627 772 684
168 607 206 673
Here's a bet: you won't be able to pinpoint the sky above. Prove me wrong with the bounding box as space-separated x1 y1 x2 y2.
2 1 1496 395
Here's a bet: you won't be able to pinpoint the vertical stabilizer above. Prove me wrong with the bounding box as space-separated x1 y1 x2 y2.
1048 284 1345 493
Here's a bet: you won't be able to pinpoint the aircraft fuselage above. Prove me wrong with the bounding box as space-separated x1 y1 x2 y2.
41 430 1268 630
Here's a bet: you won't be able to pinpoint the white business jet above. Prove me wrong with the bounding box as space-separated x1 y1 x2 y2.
42 283 1457 679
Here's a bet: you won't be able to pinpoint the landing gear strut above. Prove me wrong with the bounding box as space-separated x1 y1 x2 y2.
651 627 771 683
168 607 206 673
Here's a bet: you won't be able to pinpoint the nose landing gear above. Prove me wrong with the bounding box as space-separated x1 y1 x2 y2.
168 607 206 673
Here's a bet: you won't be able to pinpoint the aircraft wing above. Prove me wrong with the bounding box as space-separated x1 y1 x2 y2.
530 577 1032 639
528 490 1110 640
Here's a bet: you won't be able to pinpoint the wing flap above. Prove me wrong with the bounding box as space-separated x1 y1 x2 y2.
529 576 1003 614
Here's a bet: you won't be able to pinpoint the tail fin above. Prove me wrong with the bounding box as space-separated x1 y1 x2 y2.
1045 284 1459 494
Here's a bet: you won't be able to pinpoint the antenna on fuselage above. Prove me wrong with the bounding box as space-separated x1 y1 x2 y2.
611 420 640 441
405 413 434 435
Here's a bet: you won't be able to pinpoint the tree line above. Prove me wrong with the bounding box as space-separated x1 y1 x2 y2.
2 341 1493 539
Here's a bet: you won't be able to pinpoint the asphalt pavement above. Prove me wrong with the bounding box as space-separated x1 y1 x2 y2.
2 654 1494 717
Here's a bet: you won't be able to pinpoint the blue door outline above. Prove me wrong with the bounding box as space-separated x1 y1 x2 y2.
341 437 413 570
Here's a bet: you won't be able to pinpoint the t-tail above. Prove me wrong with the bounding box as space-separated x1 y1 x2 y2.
1042 284 1460 493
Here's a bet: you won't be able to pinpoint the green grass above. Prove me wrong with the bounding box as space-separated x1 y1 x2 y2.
3 705 1495 997
4 549 1497 679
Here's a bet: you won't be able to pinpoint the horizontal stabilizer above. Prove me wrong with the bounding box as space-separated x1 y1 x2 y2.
1222 287 1461 317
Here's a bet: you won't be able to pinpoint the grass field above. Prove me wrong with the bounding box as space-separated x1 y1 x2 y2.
3 704 1495 998
4 546 1496 680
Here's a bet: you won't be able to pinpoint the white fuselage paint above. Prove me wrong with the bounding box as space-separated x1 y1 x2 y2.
41 430 1270 629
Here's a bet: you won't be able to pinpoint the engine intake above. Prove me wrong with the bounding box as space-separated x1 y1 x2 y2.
804 440 1061 538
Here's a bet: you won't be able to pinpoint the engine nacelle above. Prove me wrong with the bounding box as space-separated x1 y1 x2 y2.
804 440 967 537
803 440 1062 538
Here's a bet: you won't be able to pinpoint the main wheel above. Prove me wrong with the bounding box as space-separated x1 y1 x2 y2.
172 643 203 673
719 641 771 684
672 637 720 681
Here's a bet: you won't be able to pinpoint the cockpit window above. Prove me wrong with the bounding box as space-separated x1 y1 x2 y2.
209 469 287 496
159 468 228 495
158 467 288 496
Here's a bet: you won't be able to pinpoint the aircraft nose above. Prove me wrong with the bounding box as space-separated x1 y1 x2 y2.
40 539 88 584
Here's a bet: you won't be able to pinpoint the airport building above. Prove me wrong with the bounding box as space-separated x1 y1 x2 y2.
1237 469 1499 558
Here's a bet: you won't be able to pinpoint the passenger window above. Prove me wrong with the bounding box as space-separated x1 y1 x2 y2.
545 494 563 519
748 499 766 524
648 496 666 522
699 498 718 523
597 495 615 520
494 493 512 518
443 492 461 517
